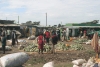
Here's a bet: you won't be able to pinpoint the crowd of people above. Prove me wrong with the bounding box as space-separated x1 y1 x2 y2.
0 28 18 54
35 28 70 54
36 28 97 54
0 27 96 54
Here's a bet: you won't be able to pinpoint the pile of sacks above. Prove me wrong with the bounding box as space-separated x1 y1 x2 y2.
72 57 100 67
28 35 35 40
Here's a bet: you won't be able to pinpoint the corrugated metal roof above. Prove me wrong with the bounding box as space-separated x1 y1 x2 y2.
4 24 20 26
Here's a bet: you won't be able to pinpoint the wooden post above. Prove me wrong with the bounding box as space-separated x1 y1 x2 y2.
97 53 98 59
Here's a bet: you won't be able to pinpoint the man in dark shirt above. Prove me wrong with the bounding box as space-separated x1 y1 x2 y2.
1 32 6 54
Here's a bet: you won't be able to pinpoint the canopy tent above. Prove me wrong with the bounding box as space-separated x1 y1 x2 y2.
89 30 100 36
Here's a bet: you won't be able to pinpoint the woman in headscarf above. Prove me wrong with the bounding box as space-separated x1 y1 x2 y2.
51 33 58 54
38 32 44 54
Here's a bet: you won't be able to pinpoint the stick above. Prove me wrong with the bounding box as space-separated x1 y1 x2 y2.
97 53 98 59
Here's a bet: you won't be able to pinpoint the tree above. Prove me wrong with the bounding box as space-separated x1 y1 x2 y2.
58 23 61 27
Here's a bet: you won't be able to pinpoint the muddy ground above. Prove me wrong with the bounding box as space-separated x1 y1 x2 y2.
0 37 98 67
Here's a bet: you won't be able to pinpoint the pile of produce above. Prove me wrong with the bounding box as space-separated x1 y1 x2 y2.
23 44 39 52
22 43 52 52
73 39 87 44
69 44 85 50
72 57 98 67
55 43 69 51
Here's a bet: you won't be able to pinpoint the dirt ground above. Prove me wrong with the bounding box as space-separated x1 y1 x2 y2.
0 37 98 67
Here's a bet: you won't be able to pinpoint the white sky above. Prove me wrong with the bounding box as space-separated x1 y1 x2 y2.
0 0 100 26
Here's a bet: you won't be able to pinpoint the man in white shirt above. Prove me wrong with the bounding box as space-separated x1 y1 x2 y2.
7 28 11 40
66 28 69 41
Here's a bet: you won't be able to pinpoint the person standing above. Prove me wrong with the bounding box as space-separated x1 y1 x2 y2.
57 29 60 41
64 29 66 40
2 28 7 37
0 27 2 36
61 29 64 42
15 31 18 45
84 30 86 38
38 32 44 54
51 33 58 54
45 30 50 44
1 32 6 54
80 29 83 38
52 29 55 36
25 27 29 38
66 28 69 41
7 28 11 40
12 30 16 47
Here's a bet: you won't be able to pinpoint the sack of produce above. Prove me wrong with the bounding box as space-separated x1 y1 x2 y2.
82 63 87 67
86 42 91 45
73 65 82 67
28 35 35 40
5 46 12 51
0 46 12 51
72 59 86 65
0 52 29 67
43 61 54 67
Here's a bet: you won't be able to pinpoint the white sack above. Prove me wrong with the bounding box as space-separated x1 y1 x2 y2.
86 59 94 67
7 40 12 43
88 40 91 42
73 65 82 67
0 46 12 51
86 42 91 45
90 64 95 67
28 35 35 40
0 52 29 67
98 62 100 66
28 37 30 40
72 59 86 65
43 61 54 67
82 63 87 67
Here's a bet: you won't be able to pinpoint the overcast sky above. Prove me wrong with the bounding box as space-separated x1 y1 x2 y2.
0 0 100 26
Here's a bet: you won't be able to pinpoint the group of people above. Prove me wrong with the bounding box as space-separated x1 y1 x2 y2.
78 28 96 39
1 28 18 54
35 28 70 54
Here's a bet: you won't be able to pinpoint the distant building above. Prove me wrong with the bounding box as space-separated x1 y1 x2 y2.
0 20 15 24
21 21 40 25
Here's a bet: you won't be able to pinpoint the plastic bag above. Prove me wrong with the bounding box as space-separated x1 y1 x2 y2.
72 59 86 65
0 52 29 67
86 42 91 45
43 61 54 67
86 59 94 67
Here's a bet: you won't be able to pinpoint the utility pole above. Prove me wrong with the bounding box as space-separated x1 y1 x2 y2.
18 16 19 24
46 13 47 26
